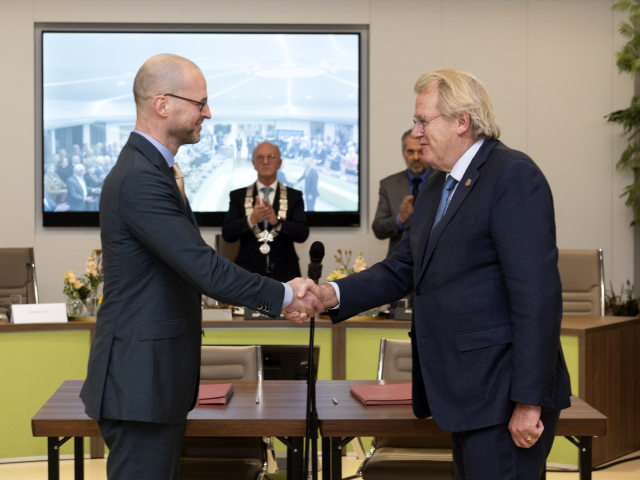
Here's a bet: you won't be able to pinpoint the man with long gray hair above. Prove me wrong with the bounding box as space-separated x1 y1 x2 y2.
293 68 571 479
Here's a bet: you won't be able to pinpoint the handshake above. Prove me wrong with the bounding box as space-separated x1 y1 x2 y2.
280 278 340 323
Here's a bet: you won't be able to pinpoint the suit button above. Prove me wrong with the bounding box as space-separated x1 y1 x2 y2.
257 304 263 311
415 289 422 296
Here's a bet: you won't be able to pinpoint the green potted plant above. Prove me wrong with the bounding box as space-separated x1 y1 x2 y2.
606 0 640 224
605 280 640 316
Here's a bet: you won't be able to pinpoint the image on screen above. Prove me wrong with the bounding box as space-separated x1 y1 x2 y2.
42 31 360 221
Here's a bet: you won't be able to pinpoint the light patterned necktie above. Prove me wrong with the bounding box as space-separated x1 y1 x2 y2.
260 187 273 229
171 162 187 205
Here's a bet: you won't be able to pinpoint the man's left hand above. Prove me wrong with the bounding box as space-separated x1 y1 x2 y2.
508 403 543 448
262 198 279 225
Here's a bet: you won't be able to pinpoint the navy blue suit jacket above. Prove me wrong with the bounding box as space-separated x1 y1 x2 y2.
80 133 284 424
330 139 571 432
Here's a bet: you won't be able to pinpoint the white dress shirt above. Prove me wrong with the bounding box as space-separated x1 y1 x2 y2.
247 179 282 232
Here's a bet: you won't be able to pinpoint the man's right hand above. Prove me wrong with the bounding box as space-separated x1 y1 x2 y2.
282 278 324 322
398 195 414 224
291 279 340 312
249 196 271 224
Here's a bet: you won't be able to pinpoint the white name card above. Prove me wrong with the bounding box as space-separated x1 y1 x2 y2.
11 303 68 324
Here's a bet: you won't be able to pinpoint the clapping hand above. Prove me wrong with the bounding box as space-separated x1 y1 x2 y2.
249 196 278 225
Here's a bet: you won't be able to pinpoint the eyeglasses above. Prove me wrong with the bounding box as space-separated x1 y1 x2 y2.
164 93 208 112
253 154 279 162
413 114 442 133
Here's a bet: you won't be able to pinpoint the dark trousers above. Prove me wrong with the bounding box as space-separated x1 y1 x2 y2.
451 409 560 480
99 418 187 480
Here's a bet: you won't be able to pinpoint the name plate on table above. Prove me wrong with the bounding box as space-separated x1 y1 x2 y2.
244 309 286 320
11 303 67 324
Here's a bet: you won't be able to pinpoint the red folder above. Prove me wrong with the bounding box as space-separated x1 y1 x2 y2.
350 383 412 406
198 383 234 405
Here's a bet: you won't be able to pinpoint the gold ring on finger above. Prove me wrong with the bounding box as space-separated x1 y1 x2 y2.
526 435 533 442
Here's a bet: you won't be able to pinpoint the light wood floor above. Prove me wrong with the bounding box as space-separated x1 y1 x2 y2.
1 452 638 479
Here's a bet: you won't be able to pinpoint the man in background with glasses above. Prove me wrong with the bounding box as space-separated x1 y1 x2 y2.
222 141 309 282
80 54 319 480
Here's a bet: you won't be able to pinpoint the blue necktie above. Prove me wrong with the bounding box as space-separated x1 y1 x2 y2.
260 187 273 229
433 176 458 226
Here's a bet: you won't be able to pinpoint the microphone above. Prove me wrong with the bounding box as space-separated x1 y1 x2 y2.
307 241 325 284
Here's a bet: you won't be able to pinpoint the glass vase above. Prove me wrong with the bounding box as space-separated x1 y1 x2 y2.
66 298 84 317
85 295 101 316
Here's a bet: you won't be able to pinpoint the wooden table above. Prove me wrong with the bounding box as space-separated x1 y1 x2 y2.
316 380 607 480
11 313 639 466
32 380 308 480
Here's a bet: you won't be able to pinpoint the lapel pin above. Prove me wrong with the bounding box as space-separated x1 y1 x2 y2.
465 179 471 187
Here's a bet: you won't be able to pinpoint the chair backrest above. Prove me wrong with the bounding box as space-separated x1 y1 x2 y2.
215 235 240 263
376 338 451 450
200 345 262 381
558 249 604 316
0 248 38 313
377 338 412 381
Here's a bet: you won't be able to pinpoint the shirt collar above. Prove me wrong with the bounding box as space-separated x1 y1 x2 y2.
256 179 278 192
133 129 175 167
448 138 485 183
407 167 430 183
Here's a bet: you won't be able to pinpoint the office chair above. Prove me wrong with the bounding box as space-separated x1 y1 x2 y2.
180 345 273 480
0 248 39 314
356 338 455 480
558 249 604 315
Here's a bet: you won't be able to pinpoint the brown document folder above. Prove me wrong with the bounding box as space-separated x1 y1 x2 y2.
350 383 412 406
198 383 234 405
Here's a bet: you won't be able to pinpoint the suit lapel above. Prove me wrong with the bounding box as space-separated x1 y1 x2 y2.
128 133 198 228
415 173 445 276
415 140 498 284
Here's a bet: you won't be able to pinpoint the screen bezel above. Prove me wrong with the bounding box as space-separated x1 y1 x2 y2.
37 23 368 228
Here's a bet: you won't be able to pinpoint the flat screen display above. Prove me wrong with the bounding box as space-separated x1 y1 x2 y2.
40 28 363 227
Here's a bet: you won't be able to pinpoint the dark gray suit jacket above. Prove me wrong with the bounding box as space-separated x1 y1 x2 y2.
80 133 284 424
332 140 571 432
372 170 411 258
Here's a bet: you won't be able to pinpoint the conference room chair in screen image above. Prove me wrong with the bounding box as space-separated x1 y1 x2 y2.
0 248 39 317
354 338 455 480
180 345 274 480
557 249 605 316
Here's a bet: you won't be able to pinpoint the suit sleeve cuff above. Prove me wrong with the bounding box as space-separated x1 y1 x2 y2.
327 281 341 309
282 283 293 308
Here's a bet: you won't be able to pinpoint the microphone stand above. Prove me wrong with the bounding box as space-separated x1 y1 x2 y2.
304 262 322 480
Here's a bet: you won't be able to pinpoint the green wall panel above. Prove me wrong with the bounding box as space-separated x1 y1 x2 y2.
546 335 580 466
0 331 91 460
345 328 410 380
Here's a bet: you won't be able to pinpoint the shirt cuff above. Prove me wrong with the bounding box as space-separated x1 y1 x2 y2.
282 283 293 308
247 216 256 229
395 213 405 232
327 281 341 309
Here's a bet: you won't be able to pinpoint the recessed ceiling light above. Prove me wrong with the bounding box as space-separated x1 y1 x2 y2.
117 81 126 86
306 95 312 99
232 94 238 98
347 94 355 98
267 95 273 99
